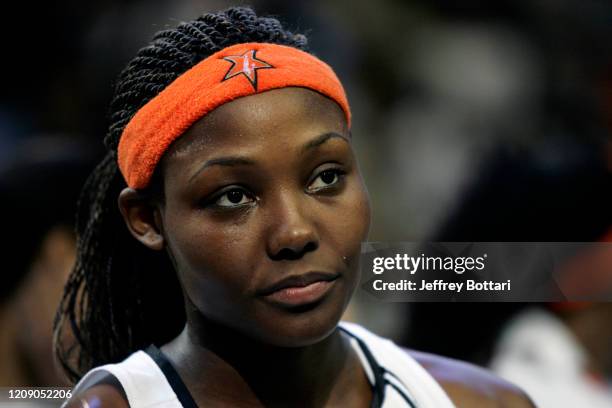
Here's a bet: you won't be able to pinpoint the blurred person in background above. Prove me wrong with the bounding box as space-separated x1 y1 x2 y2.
402 136 612 407
0 135 96 386
394 3 612 406
491 303 612 407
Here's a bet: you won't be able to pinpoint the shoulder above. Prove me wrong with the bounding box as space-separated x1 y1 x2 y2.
405 349 536 407
62 372 129 408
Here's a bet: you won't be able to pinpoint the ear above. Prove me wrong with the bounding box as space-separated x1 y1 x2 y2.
118 188 164 251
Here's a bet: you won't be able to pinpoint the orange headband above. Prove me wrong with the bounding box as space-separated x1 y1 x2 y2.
117 42 351 189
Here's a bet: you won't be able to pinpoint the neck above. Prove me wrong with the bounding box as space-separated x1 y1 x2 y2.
162 314 360 407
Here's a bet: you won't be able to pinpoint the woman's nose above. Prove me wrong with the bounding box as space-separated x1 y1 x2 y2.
265 192 319 261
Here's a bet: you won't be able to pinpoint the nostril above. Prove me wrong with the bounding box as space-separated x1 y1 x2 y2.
303 241 317 253
270 241 318 261
273 248 302 261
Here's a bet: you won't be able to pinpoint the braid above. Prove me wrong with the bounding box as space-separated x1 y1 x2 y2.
54 6 309 383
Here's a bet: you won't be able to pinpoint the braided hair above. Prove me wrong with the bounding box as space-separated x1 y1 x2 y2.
53 6 308 383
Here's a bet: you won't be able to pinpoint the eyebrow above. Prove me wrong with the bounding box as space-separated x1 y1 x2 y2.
189 131 350 183
301 132 349 153
189 156 256 183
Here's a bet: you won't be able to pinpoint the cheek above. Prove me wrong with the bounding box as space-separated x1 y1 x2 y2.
319 178 371 264
338 179 371 246
163 212 258 311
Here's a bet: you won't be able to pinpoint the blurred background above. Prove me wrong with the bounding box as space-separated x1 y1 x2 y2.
0 0 611 406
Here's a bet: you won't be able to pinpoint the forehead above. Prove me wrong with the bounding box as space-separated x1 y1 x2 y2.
165 87 348 161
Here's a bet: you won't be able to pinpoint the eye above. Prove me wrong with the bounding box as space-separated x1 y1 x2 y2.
308 168 345 192
213 188 255 208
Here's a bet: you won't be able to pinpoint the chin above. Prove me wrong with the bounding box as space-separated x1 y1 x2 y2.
259 314 343 348
253 284 353 348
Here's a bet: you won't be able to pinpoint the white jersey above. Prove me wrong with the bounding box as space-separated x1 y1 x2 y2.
73 322 455 408
490 309 612 408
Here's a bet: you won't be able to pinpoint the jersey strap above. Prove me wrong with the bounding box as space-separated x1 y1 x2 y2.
145 345 198 408
339 322 456 408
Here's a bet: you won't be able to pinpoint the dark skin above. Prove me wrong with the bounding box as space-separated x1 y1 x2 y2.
65 88 535 407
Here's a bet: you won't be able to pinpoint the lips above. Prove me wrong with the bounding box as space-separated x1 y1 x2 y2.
257 271 340 308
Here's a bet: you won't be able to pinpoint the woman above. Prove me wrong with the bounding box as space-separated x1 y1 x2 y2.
55 7 534 407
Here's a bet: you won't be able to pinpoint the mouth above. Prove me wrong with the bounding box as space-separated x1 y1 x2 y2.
257 271 340 308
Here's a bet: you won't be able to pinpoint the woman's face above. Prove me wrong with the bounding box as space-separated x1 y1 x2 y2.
157 87 370 347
